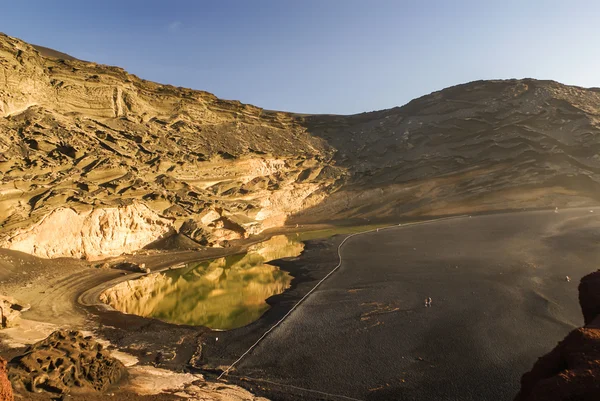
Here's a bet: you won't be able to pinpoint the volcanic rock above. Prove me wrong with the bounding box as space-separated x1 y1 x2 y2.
0 358 13 401
578 269 600 325
515 270 600 400
8 330 126 394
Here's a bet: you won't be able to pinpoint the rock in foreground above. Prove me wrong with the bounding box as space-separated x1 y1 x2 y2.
515 271 600 400
0 358 13 401
8 330 126 394
0 296 27 329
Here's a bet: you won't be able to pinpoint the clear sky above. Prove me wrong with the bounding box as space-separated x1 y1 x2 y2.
2 0 599 114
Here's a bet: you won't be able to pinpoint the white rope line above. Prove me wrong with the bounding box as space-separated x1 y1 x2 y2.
217 228 364 379
228 374 365 401
217 215 468 380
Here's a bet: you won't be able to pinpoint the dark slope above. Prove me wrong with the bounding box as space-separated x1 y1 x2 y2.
293 79 600 223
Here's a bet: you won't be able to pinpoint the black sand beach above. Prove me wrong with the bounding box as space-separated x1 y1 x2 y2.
218 208 599 400
5 208 598 400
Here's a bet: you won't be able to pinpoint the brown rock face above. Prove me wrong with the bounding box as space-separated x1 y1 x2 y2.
8 330 126 394
515 271 600 400
0 33 341 258
578 270 600 325
0 358 13 401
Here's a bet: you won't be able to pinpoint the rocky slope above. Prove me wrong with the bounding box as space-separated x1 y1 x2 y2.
3 32 600 259
515 270 600 400
0 33 341 259
292 80 600 223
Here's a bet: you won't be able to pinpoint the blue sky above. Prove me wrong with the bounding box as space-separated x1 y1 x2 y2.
2 0 599 114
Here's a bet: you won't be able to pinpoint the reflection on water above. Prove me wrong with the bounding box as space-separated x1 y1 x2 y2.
100 235 303 330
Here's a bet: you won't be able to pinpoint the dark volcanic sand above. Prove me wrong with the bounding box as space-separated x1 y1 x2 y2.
219 208 600 400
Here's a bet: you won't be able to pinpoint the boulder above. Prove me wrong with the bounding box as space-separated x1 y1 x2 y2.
8 330 126 394
198 208 221 226
180 216 245 247
0 296 27 328
579 270 600 325
515 271 600 400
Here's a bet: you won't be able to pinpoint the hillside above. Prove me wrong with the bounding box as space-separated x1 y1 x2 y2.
2 33 600 259
293 79 600 223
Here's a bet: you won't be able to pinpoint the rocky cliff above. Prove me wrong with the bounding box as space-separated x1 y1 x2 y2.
3 33 600 259
0 203 173 260
515 271 600 400
0 33 341 258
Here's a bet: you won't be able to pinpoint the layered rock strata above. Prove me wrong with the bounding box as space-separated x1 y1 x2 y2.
0 33 340 258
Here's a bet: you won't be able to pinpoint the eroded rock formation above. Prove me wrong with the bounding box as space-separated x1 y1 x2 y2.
0 33 341 258
515 270 600 400
8 330 126 394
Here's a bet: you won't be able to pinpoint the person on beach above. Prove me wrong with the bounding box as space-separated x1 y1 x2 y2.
566 275 571 282
427 297 432 306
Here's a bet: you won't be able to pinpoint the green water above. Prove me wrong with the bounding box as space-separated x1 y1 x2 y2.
292 223 390 242
102 235 303 330
102 224 390 330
